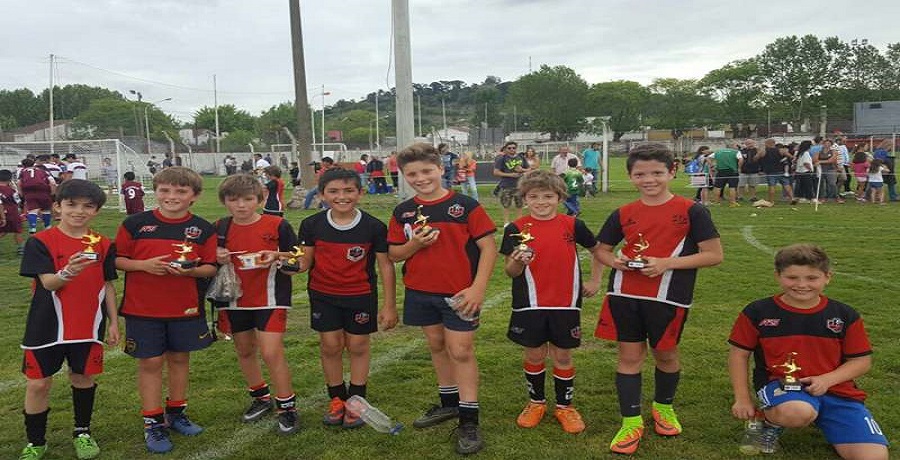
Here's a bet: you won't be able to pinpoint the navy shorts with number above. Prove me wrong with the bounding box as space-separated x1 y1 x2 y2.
757 380 888 446
403 289 478 332
218 308 287 334
595 295 688 351
507 309 581 349
309 290 378 335
124 316 213 358
22 342 104 379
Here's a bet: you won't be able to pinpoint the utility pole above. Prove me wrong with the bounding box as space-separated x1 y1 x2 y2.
213 74 221 154
49 54 55 155
417 94 422 138
392 0 415 200
289 0 314 189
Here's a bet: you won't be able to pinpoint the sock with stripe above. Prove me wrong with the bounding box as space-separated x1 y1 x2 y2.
523 362 546 403
553 367 575 407
439 385 459 408
458 401 479 425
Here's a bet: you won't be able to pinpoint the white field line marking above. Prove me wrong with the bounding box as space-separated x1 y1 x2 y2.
189 291 507 460
740 226 892 286
0 346 125 394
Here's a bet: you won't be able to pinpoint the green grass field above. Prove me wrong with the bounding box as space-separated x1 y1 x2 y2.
0 159 897 459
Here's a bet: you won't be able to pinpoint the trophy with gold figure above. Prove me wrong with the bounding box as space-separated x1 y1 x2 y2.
170 240 199 269
81 232 102 261
772 352 803 392
625 233 651 269
510 223 535 255
414 205 433 235
280 246 305 271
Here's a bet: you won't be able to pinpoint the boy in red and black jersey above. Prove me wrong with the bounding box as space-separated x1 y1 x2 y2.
18 179 119 460
296 167 397 428
728 244 888 459
212 174 300 435
387 143 496 455
262 166 285 217
114 167 217 454
17 157 57 234
499 170 603 435
121 171 145 215
0 169 25 254
594 144 723 455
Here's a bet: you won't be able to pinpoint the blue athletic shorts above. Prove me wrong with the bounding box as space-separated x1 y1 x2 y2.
402 289 478 332
124 316 213 358
757 380 888 446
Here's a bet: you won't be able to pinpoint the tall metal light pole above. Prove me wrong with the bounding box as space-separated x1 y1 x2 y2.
393 0 415 199
213 75 221 153
145 98 172 155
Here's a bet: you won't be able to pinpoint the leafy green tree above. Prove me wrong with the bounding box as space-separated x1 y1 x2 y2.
588 81 649 141
0 88 44 128
220 129 259 153
40 84 124 120
71 98 141 138
193 104 255 133
645 78 717 131
256 102 299 144
699 59 766 133
508 65 590 141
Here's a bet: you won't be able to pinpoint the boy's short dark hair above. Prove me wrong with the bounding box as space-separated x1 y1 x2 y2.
55 179 106 207
567 158 578 168
322 157 334 165
518 169 567 199
264 165 282 178
398 143 441 169
36 154 50 161
774 243 831 274
218 173 265 202
21 158 35 167
0 169 12 182
152 166 203 194
123 171 136 181
51 154 60 160
318 167 362 192
626 143 675 173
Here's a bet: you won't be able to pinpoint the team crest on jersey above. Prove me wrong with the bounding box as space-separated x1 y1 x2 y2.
347 246 365 262
261 233 277 243
759 318 781 327
826 317 844 333
401 211 417 219
671 214 688 225
139 225 158 233
354 312 370 324
623 217 637 227
570 326 581 339
563 231 575 243
447 204 465 218
509 326 525 335
184 226 202 239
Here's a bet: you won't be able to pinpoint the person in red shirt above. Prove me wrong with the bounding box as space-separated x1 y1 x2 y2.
500 170 603 435
387 143 496 455
594 144 723 455
728 244 888 459
18 179 119 460
262 166 285 216
17 158 57 234
296 167 397 428
0 169 25 254
114 167 217 454
121 171 145 215
213 174 300 434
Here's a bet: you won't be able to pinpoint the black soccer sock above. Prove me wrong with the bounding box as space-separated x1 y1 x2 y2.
327 382 348 401
348 382 367 399
165 398 187 415
249 382 271 401
523 362 546 403
458 401 479 425
553 367 575 407
72 384 96 437
616 372 643 417
24 408 50 446
654 367 681 405
275 394 296 413
439 385 460 408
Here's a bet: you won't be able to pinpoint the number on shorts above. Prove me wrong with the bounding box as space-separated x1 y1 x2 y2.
864 416 883 435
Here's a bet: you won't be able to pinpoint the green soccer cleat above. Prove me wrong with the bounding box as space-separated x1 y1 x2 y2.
651 402 682 436
73 433 101 460
19 443 47 460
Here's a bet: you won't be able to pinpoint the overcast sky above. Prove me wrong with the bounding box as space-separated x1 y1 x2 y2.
2 0 899 122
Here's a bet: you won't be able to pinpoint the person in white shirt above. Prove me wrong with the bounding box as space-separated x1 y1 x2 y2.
63 154 88 180
550 146 580 175
253 153 271 170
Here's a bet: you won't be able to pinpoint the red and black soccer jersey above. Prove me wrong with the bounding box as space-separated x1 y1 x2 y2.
0 184 21 232
500 215 597 310
121 180 145 215
115 209 217 320
387 191 495 296
218 214 296 309
18 166 54 195
264 178 285 214
300 209 387 296
728 295 872 402
597 195 718 308
19 227 117 349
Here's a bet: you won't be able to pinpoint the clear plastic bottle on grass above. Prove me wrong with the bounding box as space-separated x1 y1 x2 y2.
345 395 403 435
738 415 764 455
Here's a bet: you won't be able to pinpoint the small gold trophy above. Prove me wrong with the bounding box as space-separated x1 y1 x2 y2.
81 232 102 261
511 223 535 253
414 205 432 234
625 233 651 269
772 352 803 392
280 246 305 271
170 240 199 269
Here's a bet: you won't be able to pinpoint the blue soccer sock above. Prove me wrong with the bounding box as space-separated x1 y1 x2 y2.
26 213 38 231
41 212 51 228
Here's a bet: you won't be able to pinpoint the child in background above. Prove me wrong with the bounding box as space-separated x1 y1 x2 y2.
114 167 218 454
728 244 888 459
121 172 146 215
18 179 119 460
214 174 300 435
851 149 869 202
0 169 25 255
263 166 285 217
562 158 584 216
501 169 603 434
866 159 889 204
296 168 397 429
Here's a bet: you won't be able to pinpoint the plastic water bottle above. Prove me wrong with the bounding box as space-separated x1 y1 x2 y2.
345 395 403 435
738 416 764 455
445 296 478 321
